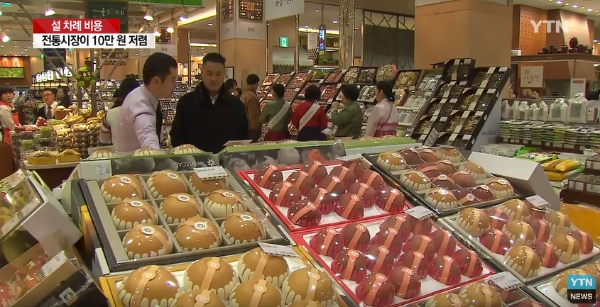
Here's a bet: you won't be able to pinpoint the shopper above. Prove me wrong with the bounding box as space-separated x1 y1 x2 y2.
259 84 290 141
116 52 177 153
365 81 399 137
35 88 57 120
225 78 237 94
0 87 20 144
240 74 261 142
99 77 140 146
330 85 363 139
234 88 242 98
170 53 248 153
56 86 71 108
292 85 328 141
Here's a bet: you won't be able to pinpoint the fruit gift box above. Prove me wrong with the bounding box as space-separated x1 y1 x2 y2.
440 201 600 285
529 258 600 307
364 146 520 216
237 159 412 232
291 214 495 307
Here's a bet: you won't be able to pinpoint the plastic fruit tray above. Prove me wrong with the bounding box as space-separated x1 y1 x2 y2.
440 204 600 284
291 215 494 306
237 162 411 232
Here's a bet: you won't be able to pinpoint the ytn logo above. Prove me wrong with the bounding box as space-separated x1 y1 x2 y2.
530 20 569 33
567 275 597 304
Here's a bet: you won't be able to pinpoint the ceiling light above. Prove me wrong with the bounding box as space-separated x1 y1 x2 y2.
0 11 3 16
179 13 188 22
589 8 593 11
315 8 319 12
166 24 175 34
557 1 563 3
573 4 578 7
332 20 338 23
153 27 160 36
144 8 154 21
44 3 55 16
594 39 598 42
208 22 213 26
2 33 10 43
304 24 309 28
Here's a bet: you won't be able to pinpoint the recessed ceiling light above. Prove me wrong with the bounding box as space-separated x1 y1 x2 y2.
208 22 213 26
557 1 563 3
332 20 338 24
588 8 593 11
573 4 578 7
315 8 319 12
304 24 309 28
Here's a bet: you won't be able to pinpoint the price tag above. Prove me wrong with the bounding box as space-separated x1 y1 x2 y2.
488 272 522 290
337 154 363 162
93 161 112 179
39 252 68 278
423 128 439 147
406 206 435 220
194 166 228 180
258 242 298 258
525 195 549 208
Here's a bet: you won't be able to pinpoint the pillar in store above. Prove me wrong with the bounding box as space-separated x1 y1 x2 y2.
414 0 513 69
218 0 267 86
338 0 356 69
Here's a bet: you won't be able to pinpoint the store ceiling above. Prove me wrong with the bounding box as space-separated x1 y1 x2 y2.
2 0 600 59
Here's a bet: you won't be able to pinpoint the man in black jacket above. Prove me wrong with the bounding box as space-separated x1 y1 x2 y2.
170 53 248 153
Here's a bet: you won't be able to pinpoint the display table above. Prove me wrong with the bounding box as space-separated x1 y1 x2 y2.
21 161 79 189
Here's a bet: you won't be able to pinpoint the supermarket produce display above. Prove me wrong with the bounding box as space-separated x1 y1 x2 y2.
365 146 520 216
110 249 345 307
441 202 599 284
292 214 495 306
238 159 411 232
78 152 287 272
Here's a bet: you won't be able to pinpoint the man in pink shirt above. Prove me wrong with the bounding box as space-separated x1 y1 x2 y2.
116 53 177 153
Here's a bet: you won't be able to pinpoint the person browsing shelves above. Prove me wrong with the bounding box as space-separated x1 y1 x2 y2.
365 81 399 137
259 84 291 141
291 85 328 141
330 84 363 139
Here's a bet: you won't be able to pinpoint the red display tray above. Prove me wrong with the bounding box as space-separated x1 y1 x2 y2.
237 162 411 232
291 214 495 306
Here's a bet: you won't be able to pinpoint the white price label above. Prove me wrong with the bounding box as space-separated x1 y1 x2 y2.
488 272 522 290
39 252 68 277
194 166 228 180
525 195 549 208
258 242 298 258
93 161 112 179
337 154 363 162
406 206 435 220
423 128 440 147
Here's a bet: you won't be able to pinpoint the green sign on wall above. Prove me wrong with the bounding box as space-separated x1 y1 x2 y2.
279 37 288 48
85 1 128 33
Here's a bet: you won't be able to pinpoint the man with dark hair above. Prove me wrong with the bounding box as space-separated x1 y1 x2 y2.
35 87 57 120
116 52 177 152
330 85 363 138
259 84 291 141
239 74 261 142
225 78 237 93
170 53 248 153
